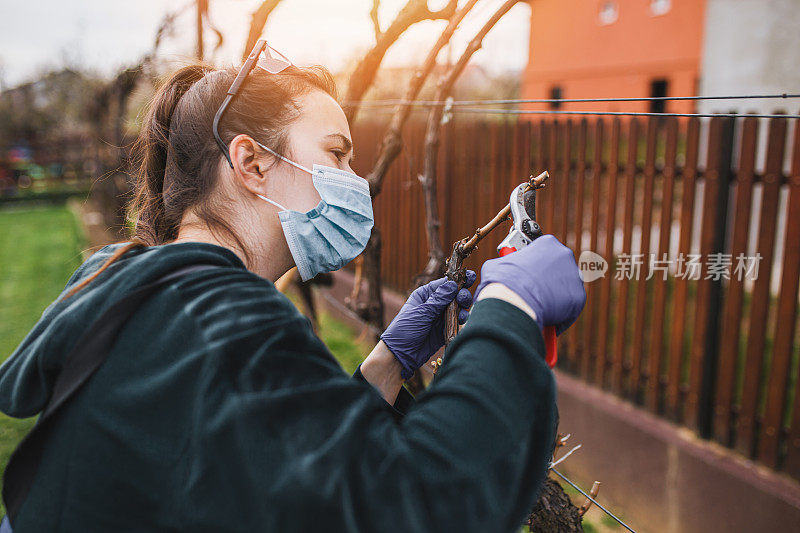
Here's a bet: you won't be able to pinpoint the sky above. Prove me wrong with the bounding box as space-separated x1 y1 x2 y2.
0 0 532 88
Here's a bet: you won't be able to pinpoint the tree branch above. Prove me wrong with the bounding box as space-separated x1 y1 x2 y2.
152 4 190 54
342 0 458 125
242 0 283 60
370 0 382 40
366 0 479 197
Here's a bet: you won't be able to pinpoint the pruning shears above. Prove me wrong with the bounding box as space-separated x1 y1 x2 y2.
496 172 559 368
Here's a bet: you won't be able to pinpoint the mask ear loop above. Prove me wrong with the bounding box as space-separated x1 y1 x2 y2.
256 193 288 211
255 140 312 175
253 140 313 212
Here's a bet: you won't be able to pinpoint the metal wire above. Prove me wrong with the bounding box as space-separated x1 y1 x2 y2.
451 108 800 119
550 468 637 533
347 93 800 108
358 106 800 119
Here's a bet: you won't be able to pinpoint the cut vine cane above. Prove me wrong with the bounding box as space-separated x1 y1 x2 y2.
430 170 549 374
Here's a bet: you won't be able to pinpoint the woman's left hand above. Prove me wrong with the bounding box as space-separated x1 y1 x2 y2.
380 270 476 380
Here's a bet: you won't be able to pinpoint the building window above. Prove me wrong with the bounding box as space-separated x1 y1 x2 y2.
650 0 671 16
598 2 619 25
649 79 669 114
549 86 563 110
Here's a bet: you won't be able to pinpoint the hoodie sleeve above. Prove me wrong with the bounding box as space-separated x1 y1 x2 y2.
0 244 124 418
179 277 557 533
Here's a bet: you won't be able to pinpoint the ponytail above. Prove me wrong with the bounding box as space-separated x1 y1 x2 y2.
61 65 211 301
132 64 213 245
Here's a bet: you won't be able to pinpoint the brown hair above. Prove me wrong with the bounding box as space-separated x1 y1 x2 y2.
63 61 338 300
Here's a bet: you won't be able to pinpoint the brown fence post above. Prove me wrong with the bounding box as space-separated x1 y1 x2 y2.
611 118 639 395
696 115 735 439
543 120 559 237
571 120 587 374
630 117 658 403
713 116 759 445
687 117 728 431
560 120 573 244
666 118 700 422
735 117 787 456
595 118 620 389
759 116 800 470
583 119 604 383
780 118 800 479
646 116 678 413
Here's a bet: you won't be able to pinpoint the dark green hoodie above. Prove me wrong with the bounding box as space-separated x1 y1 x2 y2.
0 241 557 532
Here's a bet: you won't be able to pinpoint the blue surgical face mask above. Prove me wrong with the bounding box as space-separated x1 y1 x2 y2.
253 140 374 281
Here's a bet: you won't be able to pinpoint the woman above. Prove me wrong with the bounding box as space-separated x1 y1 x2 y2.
0 43 585 532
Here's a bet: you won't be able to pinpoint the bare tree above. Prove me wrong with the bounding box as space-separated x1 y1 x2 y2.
195 0 224 61
196 0 206 59
347 0 527 337
346 0 480 332
85 5 188 235
417 0 523 286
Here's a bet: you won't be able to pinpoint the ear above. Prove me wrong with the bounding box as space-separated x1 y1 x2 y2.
229 134 273 197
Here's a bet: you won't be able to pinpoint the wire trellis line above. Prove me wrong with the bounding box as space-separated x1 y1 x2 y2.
450 108 800 119
346 93 800 108
550 468 637 533
358 106 800 119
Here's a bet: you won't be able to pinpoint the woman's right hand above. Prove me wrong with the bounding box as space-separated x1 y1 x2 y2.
474 234 586 336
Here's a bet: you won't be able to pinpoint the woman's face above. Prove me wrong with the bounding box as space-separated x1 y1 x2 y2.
265 89 356 213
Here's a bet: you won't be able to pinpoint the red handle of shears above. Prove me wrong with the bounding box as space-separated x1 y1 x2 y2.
498 246 558 368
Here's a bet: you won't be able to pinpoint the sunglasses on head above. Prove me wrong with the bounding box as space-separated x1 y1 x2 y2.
212 39 294 168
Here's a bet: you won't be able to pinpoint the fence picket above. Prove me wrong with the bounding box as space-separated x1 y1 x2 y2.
630 118 658 401
687 117 725 431
713 116 758 444
583 119 605 382
595 119 621 388
666 118 700 422
611 119 640 395
735 118 786 456
758 118 800 468
646 117 679 413
780 118 800 478
544 120 559 236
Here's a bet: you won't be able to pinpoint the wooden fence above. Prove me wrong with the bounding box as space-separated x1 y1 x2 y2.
351 113 800 482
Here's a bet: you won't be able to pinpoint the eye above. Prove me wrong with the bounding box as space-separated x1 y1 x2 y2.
331 149 346 161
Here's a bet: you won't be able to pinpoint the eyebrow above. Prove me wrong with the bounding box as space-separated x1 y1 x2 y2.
325 133 355 162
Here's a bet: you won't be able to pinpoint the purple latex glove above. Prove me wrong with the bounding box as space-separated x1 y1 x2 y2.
381 270 476 380
475 234 586 336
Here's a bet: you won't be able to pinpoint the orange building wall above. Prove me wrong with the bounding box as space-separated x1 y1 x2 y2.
520 0 707 116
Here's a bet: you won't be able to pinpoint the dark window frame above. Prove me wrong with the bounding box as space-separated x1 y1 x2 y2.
549 86 563 110
649 78 669 114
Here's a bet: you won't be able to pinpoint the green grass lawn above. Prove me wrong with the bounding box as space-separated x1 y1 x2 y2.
0 203 88 517
282 288 373 375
